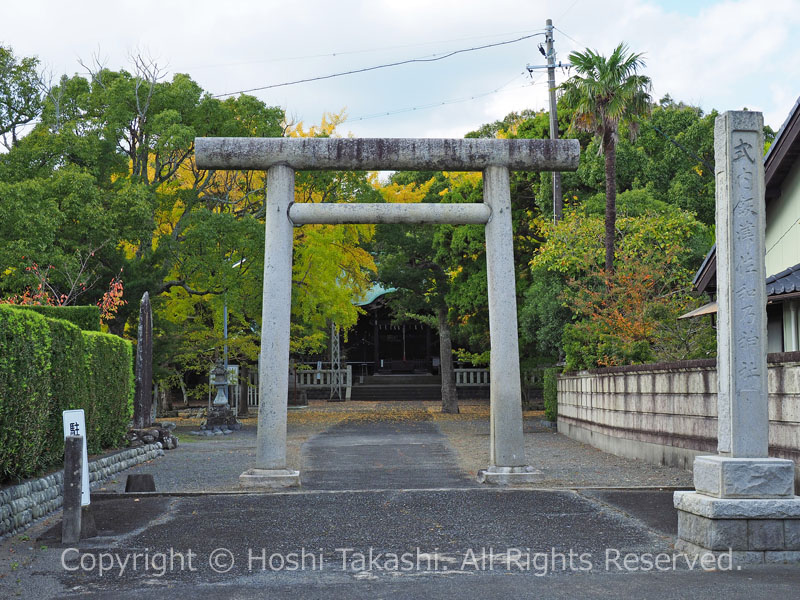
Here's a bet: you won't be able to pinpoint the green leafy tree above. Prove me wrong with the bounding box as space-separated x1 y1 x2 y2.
375 172 461 413
433 173 490 358
518 269 569 361
0 50 378 399
530 203 715 370
559 43 652 273
0 45 42 149
633 97 717 223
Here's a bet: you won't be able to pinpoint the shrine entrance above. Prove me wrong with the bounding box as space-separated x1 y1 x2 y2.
195 136 578 487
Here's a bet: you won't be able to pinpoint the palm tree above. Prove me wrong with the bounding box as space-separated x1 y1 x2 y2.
559 43 652 273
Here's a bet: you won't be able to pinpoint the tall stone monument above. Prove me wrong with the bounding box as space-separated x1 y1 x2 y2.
674 112 800 562
133 291 153 429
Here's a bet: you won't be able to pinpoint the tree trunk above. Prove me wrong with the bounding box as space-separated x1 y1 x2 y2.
179 378 188 405
238 364 249 416
603 128 617 274
164 384 174 412
437 307 459 414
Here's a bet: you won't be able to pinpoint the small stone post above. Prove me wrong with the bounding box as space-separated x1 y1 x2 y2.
239 164 300 488
674 112 800 563
61 436 83 544
477 166 540 484
133 292 153 429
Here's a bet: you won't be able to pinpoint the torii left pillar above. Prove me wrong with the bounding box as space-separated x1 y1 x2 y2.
239 164 300 488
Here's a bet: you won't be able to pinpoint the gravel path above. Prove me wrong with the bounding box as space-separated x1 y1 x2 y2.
99 401 692 493
99 420 328 493
436 417 693 488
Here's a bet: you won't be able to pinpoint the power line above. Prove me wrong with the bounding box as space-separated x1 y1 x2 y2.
212 32 547 98
17 74 546 133
553 26 586 51
17 59 546 135
557 0 582 22
766 218 800 256
187 29 546 71
342 72 544 124
644 121 715 174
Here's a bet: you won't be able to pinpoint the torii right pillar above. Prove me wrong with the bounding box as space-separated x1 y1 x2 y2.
674 111 800 563
477 165 539 484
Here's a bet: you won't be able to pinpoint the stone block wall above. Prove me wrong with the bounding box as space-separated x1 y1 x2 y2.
0 442 164 539
557 353 800 484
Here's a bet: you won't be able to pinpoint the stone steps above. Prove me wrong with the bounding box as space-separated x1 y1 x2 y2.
350 384 442 402
360 374 441 386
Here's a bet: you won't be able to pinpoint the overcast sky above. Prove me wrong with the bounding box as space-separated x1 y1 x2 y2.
2 0 799 137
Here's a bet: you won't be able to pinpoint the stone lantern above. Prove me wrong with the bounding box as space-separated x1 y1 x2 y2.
211 359 229 408
194 358 241 436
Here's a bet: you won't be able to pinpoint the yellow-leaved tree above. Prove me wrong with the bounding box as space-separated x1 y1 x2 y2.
154 110 379 402
285 111 378 354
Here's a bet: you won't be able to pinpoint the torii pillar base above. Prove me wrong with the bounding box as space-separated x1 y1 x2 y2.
239 469 300 489
477 465 543 485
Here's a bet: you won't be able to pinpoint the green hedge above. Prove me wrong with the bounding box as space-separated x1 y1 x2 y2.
10 305 101 331
0 306 133 481
543 367 559 423
83 331 134 452
0 307 53 481
41 316 88 466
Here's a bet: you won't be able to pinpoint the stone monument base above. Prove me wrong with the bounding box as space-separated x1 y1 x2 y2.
693 456 795 498
674 456 800 563
239 468 301 489
674 491 800 563
477 465 542 485
204 406 240 430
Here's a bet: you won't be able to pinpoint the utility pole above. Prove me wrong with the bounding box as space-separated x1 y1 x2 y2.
545 19 563 222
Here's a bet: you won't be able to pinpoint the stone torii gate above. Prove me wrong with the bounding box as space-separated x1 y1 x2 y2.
196 137 579 488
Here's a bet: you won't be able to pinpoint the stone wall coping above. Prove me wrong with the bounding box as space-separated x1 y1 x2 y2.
559 352 800 378
562 359 716 377
768 351 800 364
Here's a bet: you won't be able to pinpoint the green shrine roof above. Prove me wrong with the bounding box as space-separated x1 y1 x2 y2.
354 284 396 306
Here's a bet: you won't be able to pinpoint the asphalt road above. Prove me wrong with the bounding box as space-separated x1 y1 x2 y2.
2 414 798 598
301 418 478 489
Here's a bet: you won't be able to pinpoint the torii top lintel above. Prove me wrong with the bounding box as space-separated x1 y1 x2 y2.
195 137 580 172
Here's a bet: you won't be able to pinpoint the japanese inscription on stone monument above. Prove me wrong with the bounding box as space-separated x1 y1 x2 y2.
714 113 768 457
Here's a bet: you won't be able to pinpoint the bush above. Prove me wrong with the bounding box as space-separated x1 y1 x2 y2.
83 331 134 452
543 367 559 422
0 307 53 480
563 323 654 371
11 305 101 331
0 306 133 481
40 316 87 467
